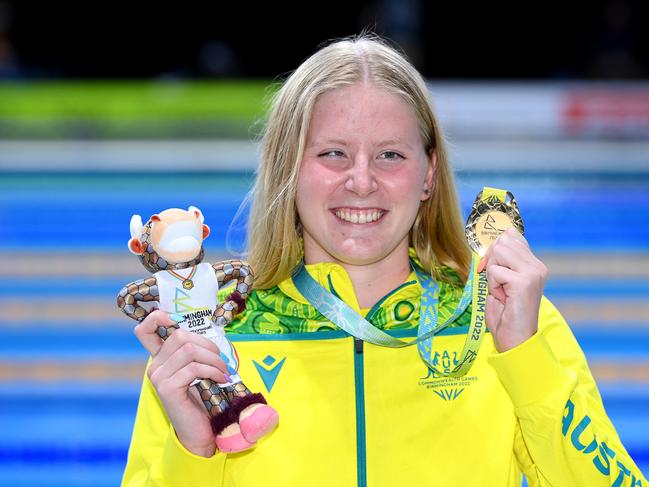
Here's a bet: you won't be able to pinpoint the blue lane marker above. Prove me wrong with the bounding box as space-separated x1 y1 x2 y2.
1 277 648 297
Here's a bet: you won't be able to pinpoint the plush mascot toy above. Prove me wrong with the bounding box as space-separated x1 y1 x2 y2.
117 206 278 453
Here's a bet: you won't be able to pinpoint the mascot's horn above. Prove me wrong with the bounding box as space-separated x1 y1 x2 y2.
130 214 143 239
188 205 204 224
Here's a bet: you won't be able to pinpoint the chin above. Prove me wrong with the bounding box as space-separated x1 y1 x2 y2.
332 245 390 266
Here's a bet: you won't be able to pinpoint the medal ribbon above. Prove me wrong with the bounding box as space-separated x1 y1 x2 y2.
292 253 486 377
482 186 507 201
167 266 197 283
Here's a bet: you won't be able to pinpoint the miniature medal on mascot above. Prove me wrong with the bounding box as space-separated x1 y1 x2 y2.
117 206 279 453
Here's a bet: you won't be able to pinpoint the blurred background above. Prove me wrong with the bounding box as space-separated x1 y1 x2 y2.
0 1 648 486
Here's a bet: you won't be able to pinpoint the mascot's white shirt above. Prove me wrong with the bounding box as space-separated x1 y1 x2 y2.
154 262 241 385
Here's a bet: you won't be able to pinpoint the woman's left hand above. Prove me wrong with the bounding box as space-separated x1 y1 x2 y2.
477 227 548 353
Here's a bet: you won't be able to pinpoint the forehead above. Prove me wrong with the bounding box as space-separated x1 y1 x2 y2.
308 83 421 144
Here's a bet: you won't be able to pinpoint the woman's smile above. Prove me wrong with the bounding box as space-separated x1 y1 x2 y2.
332 208 386 224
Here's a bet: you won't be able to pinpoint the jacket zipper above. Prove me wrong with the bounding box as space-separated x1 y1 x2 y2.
353 337 367 487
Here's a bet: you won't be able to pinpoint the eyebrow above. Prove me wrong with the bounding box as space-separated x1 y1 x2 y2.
309 138 414 150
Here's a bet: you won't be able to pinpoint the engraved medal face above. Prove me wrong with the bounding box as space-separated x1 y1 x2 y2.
475 211 514 248
183 279 194 290
465 190 524 256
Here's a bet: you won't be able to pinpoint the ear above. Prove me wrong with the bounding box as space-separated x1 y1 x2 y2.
202 224 210 239
421 150 436 201
128 238 144 255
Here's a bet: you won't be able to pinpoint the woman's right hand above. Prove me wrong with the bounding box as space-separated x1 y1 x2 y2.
134 310 229 457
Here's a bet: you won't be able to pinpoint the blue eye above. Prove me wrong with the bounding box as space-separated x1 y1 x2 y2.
380 151 403 160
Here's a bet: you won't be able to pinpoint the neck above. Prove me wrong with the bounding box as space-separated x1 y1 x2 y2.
304 243 412 309
344 258 411 309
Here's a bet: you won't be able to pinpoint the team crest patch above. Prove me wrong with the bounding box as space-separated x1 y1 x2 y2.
418 349 478 401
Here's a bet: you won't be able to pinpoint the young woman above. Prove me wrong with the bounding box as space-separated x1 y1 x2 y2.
121 34 646 486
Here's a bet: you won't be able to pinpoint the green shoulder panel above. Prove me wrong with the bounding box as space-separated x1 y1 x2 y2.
437 267 472 328
223 285 337 334
221 263 472 335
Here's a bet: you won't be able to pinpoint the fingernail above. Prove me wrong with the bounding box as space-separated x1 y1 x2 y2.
224 374 232 383
170 313 184 322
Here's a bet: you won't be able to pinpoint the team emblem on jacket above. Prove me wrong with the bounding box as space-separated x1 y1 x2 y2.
253 355 287 393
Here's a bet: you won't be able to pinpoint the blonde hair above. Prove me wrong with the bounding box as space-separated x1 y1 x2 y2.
246 33 471 289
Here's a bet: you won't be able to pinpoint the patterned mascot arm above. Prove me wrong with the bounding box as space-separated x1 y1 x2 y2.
210 260 254 328
117 277 160 322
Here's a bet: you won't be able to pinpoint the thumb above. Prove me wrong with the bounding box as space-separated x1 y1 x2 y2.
134 309 177 355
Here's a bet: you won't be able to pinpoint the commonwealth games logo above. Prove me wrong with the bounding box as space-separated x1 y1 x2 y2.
418 349 478 401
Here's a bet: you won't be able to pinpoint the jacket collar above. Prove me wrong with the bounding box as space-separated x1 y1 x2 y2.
277 249 468 327
279 256 421 316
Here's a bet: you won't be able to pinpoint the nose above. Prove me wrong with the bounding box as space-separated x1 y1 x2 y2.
344 155 378 197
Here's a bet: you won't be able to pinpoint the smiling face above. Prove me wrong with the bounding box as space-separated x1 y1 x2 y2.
296 82 434 268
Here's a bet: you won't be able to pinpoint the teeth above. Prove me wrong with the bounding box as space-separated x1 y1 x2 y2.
334 209 384 224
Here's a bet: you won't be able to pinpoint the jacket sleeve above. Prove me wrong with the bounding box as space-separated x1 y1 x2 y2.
121 360 227 487
488 296 647 486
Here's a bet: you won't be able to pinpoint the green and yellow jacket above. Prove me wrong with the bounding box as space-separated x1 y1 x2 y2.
121 257 646 487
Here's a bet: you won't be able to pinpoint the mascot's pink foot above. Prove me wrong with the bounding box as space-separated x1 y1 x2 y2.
216 423 256 453
239 404 279 443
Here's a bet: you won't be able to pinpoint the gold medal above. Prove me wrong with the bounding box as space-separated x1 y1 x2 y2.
465 187 524 256
168 266 197 291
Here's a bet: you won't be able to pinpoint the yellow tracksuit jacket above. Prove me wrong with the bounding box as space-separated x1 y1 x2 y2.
121 260 646 487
